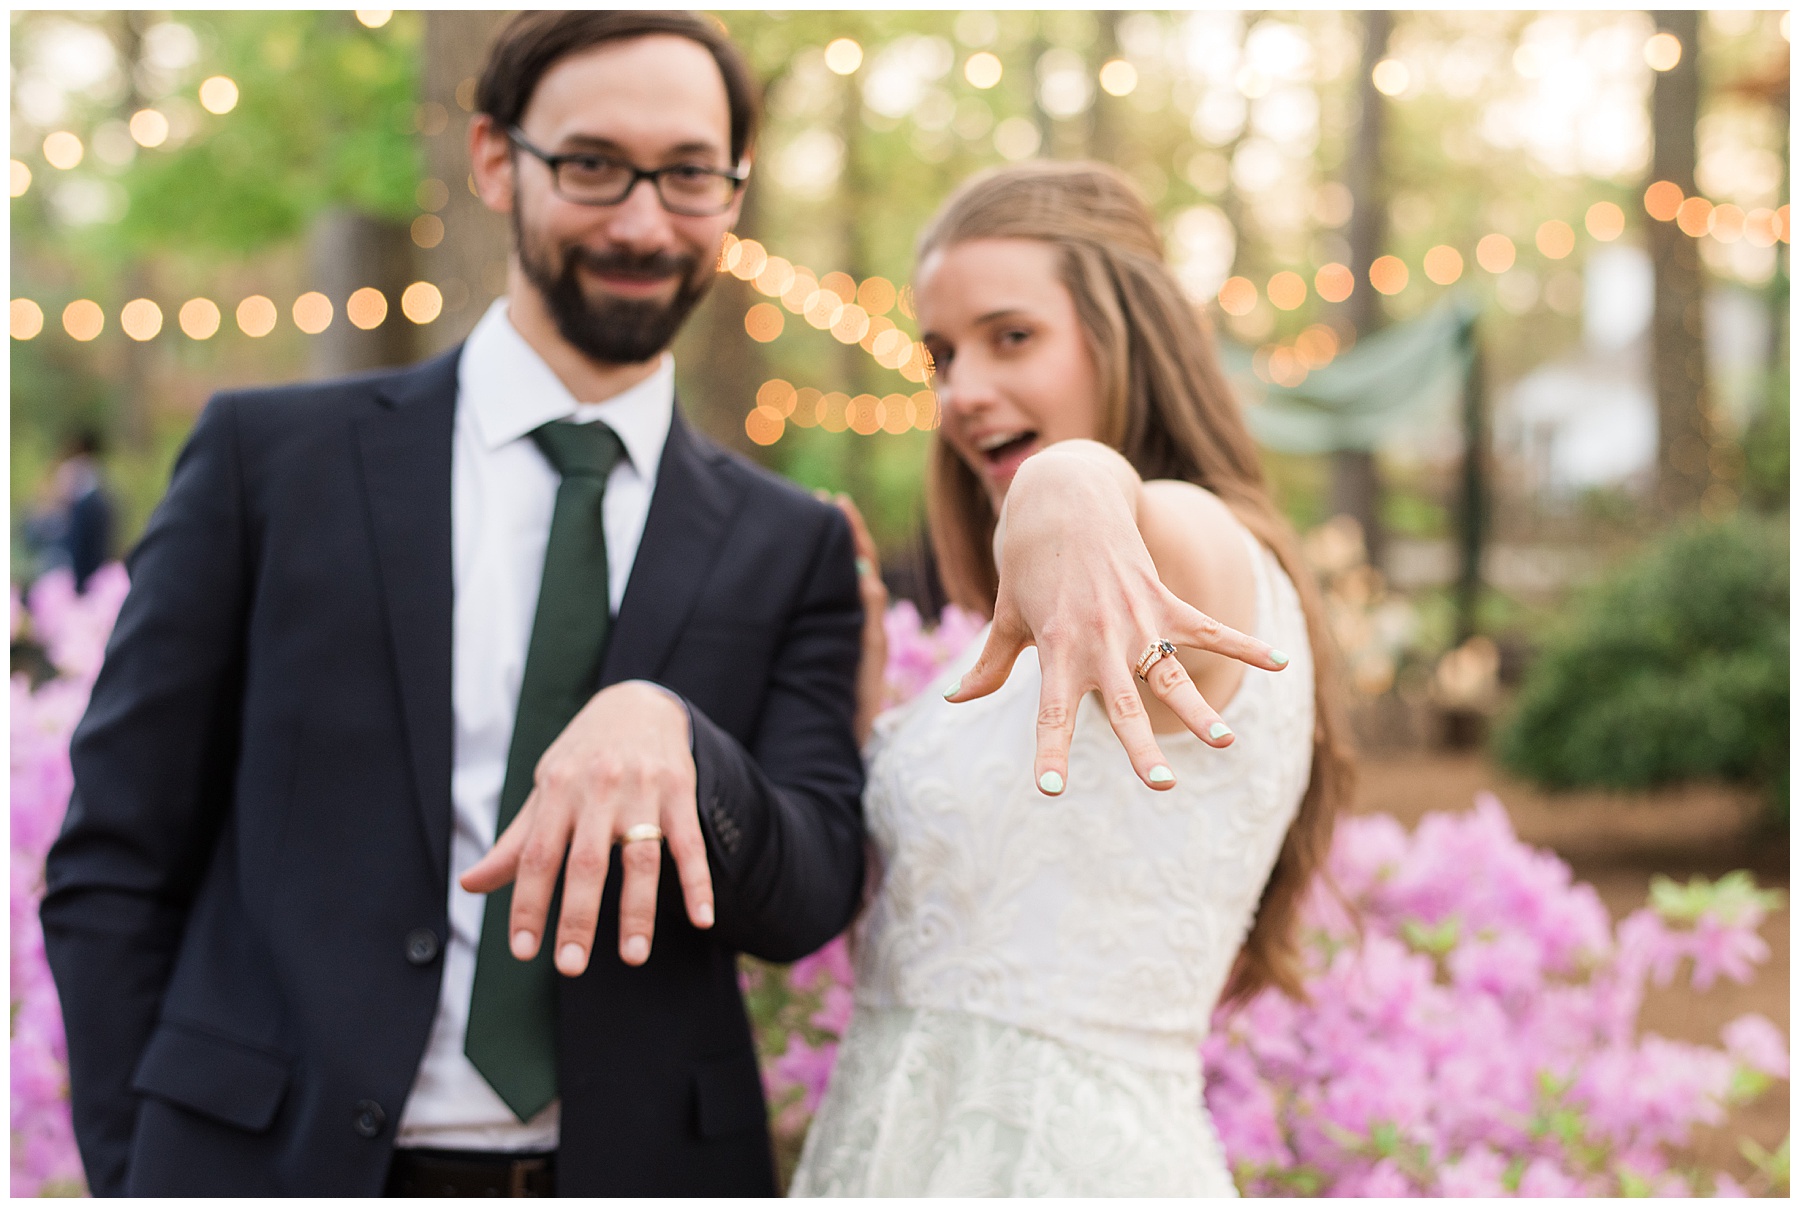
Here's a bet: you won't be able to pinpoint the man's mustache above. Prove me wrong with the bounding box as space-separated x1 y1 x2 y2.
565 245 696 283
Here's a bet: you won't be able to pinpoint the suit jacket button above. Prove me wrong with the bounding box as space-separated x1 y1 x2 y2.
405 928 441 965
353 1100 386 1139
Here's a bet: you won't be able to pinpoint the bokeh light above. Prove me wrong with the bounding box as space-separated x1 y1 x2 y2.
964 52 1003 90
401 281 443 325
121 298 164 341
790 387 823 428
745 302 784 343
1710 204 1745 244
411 214 445 248
347 287 388 330
416 178 450 212
1585 201 1626 241
355 10 393 29
1675 196 1714 237
857 276 896 315
178 297 221 339
1266 271 1306 311
11 299 45 340
804 288 844 330
1368 255 1408 295
1314 263 1354 304
43 132 84 170
1643 32 1682 72
292 291 334 334
1423 245 1464 285
1294 324 1339 368
1371 59 1410 97
848 394 883 436
757 379 798 417
236 294 278 337
1535 220 1575 259
1216 276 1257 316
831 303 871 345
912 389 940 430
755 256 796 299
1744 208 1778 247
1475 234 1517 274
881 393 913 435
820 271 856 304
824 38 864 75
62 300 104 341
1098 59 1138 97
1643 180 1683 222
129 109 170 148
198 76 239 115
11 160 32 198
818 392 851 433
729 238 769 281
871 328 912 370
746 405 785 446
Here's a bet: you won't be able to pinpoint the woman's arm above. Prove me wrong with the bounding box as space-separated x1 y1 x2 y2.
949 439 1286 794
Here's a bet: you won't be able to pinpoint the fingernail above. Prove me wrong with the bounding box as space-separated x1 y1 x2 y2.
855 557 873 577
1269 649 1290 668
558 943 585 973
1148 765 1175 785
813 488 832 501
1208 721 1233 741
943 678 961 700
511 930 536 960
623 935 649 964
695 903 714 928
1038 770 1064 795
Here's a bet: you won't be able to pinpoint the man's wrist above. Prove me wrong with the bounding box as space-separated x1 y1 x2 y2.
621 679 694 751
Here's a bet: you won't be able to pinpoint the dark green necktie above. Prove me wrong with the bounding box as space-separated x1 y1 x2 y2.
466 419 626 1121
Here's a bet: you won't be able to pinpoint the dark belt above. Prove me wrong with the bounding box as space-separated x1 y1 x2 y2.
385 1147 557 1197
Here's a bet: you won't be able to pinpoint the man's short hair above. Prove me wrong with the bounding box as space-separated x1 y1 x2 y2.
476 10 761 164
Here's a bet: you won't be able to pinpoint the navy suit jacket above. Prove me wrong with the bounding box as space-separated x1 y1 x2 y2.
41 347 867 1196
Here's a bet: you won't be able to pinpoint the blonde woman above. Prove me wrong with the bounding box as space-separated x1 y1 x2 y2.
792 162 1352 1196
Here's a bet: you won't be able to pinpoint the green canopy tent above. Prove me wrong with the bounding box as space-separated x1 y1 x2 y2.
1216 296 1488 642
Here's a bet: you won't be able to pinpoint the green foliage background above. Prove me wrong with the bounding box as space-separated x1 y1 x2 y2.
1494 514 1790 818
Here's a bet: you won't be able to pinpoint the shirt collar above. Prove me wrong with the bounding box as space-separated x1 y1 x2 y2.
458 298 674 478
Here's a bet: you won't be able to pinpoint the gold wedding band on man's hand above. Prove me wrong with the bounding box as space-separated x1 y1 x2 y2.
621 823 664 845
1133 639 1179 682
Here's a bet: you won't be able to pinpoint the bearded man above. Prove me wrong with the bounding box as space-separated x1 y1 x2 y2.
42 11 866 1196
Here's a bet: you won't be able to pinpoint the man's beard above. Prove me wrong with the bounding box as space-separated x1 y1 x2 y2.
514 209 715 365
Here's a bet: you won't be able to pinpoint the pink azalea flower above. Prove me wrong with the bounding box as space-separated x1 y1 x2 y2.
1719 1013 1789 1079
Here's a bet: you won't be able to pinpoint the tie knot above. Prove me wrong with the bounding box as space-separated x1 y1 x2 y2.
531 420 625 480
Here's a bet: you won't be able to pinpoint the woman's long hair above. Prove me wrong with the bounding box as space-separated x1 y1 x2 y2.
916 161 1354 1005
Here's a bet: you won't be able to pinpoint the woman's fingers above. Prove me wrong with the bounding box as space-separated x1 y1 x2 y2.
1031 660 1080 795
1171 598 1289 672
945 612 1028 703
1097 669 1179 790
1143 653 1233 748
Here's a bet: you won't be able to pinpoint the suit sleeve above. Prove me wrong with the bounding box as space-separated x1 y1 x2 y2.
39 394 251 1196
680 505 865 963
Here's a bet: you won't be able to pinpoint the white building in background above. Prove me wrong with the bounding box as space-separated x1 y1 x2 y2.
1495 244 1774 500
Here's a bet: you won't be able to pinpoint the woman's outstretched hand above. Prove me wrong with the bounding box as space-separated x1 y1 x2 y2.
824 491 890 748
944 441 1289 794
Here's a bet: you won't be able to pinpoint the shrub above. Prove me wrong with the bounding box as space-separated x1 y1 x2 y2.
1493 514 1788 819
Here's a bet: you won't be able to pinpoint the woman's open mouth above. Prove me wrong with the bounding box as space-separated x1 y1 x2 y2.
976 430 1038 482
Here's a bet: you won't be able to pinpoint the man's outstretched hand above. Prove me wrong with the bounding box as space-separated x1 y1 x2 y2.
460 681 715 975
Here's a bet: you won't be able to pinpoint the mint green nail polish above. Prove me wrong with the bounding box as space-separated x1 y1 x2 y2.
1208 721 1233 741
1269 649 1290 668
855 557 873 577
943 678 961 700
1148 765 1174 785
1038 770 1064 795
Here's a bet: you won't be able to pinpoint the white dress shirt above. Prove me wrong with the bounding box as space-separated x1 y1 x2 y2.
394 299 674 1151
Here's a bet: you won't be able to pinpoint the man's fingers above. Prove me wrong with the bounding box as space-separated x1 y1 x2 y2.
506 794 575 961
665 809 715 931
616 830 663 966
1100 671 1177 790
459 796 532 895
1031 662 1080 796
1173 599 1289 672
550 818 613 977
1145 654 1234 749
946 614 1028 703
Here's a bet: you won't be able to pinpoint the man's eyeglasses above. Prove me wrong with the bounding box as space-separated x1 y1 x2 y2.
507 127 747 217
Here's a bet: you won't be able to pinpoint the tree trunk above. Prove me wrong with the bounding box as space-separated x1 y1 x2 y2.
1334 8 1391 571
306 210 418 377
418 10 513 355
1647 10 1711 514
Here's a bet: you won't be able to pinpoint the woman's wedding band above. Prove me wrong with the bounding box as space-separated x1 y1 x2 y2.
1134 639 1179 681
621 823 664 845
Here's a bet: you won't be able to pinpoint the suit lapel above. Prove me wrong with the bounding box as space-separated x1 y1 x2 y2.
602 405 742 686
355 348 459 889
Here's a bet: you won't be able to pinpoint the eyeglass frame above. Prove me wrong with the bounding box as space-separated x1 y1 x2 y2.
505 126 748 216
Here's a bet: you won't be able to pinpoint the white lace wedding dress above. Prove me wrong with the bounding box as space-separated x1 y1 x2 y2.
790 529 1316 1197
